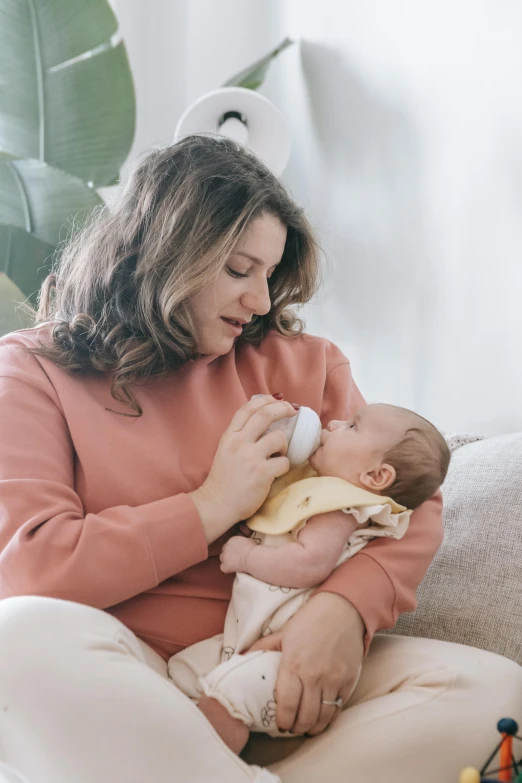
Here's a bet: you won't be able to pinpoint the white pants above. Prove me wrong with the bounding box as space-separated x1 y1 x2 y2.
1 596 522 783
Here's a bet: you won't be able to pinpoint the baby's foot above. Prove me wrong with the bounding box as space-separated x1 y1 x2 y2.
200 650 287 736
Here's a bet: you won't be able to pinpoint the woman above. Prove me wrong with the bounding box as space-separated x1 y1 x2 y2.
0 136 520 783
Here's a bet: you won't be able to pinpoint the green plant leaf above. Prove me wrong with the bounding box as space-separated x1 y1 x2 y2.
0 155 102 247
0 0 136 187
224 38 294 90
0 224 55 304
0 273 35 338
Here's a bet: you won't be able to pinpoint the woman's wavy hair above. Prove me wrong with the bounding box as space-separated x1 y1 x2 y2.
33 135 321 414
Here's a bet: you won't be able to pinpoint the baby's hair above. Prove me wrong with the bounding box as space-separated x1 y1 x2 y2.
383 409 450 509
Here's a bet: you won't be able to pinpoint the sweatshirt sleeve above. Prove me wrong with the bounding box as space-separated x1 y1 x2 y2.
0 370 208 608
314 359 444 652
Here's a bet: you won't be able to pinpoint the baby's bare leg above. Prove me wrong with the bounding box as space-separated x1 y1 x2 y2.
168 636 251 753
200 650 284 739
198 695 250 754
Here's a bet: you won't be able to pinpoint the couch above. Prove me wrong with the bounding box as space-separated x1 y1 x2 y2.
388 432 522 666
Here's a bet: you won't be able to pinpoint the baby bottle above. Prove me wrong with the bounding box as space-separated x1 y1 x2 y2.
254 396 322 466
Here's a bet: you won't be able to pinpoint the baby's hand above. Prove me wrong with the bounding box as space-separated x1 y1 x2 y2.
220 535 257 574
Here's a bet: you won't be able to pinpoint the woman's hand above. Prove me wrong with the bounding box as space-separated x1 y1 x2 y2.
248 592 365 736
190 395 296 543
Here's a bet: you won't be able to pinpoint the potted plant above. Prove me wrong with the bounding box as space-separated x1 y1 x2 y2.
0 0 292 336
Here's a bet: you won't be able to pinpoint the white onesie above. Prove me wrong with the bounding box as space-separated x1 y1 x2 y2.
168 464 411 737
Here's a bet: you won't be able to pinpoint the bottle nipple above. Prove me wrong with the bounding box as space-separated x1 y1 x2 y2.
285 406 322 466
252 396 322 466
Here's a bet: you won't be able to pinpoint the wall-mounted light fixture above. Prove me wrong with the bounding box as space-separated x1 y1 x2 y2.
174 86 291 177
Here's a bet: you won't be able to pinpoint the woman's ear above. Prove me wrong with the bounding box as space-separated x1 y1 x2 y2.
359 463 396 493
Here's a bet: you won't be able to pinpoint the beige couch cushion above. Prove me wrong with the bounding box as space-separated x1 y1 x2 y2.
389 433 522 665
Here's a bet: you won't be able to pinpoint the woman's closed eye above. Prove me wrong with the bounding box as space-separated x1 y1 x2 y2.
227 266 277 281
227 267 249 279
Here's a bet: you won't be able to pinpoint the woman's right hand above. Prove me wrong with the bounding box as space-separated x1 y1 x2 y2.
190 395 297 543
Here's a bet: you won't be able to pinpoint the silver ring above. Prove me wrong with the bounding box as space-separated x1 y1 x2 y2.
321 697 343 709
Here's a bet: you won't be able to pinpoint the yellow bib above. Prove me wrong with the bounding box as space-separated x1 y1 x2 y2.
247 463 407 536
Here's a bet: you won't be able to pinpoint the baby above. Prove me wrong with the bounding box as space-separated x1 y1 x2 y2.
168 403 450 753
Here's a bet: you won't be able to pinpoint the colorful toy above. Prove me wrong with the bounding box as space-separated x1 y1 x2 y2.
459 719 522 782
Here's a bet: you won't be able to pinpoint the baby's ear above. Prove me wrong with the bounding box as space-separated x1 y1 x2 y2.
360 463 396 493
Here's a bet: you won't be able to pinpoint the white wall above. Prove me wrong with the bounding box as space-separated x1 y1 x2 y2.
111 0 522 436
108 0 189 174
269 0 522 436
108 0 281 165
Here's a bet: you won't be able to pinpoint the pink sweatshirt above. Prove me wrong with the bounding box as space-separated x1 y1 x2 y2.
0 327 443 659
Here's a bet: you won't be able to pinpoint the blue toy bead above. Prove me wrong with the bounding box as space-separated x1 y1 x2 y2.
497 717 519 735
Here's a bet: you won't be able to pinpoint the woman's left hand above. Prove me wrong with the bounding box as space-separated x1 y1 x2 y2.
247 591 365 736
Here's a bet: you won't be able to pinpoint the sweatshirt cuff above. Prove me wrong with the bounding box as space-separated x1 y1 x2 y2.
135 493 208 583
314 552 397 655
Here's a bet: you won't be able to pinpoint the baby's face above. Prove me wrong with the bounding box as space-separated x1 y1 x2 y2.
309 404 406 484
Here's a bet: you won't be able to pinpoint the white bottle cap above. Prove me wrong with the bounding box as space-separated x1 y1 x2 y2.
286 406 322 466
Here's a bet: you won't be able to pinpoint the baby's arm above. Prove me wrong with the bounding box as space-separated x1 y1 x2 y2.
220 511 359 588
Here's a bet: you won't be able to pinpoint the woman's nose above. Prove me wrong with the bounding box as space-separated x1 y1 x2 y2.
327 420 344 431
241 277 271 316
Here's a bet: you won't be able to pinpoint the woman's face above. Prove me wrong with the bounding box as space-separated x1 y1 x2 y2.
189 213 287 356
